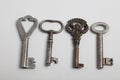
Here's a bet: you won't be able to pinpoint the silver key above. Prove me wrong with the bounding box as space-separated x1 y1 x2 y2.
91 22 113 69
16 15 38 69
39 20 64 66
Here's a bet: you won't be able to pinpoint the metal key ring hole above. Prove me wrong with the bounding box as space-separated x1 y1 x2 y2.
91 22 109 34
21 19 34 33
39 20 64 34
16 15 38 39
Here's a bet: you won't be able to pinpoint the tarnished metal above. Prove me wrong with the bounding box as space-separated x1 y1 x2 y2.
66 18 89 68
16 15 38 69
39 20 64 66
91 22 113 69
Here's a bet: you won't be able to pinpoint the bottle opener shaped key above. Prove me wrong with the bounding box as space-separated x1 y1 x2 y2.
66 18 89 68
39 20 64 66
91 22 113 69
16 15 38 69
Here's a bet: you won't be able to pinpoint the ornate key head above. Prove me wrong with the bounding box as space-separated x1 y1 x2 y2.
66 18 89 41
16 15 38 40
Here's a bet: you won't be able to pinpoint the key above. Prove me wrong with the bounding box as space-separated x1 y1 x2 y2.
91 22 113 69
16 15 38 69
65 18 89 68
39 20 64 66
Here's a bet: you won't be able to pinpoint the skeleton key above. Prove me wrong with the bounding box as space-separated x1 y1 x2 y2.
39 20 64 66
16 15 38 69
91 22 113 69
66 18 89 68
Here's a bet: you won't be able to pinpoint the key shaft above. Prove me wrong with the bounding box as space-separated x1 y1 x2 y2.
46 32 54 65
21 38 29 68
97 34 104 69
74 39 84 68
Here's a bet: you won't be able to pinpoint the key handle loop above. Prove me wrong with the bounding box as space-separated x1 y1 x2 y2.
66 18 89 35
16 15 38 40
65 18 89 41
91 22 109 34
39 20 64 34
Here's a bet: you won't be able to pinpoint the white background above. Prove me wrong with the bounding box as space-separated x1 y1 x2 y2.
0 0 119 80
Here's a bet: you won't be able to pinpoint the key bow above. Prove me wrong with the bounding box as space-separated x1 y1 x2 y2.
66 18 88 41
16 15 38 40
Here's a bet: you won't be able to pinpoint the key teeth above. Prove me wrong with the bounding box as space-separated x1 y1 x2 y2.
27 57 36 69
103 58 113 66
52 57 58 64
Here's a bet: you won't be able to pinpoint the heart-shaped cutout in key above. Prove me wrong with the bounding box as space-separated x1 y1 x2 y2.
16 15 38 40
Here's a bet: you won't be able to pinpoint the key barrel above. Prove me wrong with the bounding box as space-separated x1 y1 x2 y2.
46 32 53 65
21 38 29 68
21 38 35 69
74 39 84 68
97 34 104 69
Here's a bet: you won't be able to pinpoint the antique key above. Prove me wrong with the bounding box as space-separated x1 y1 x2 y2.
66 18 89 68
16 15 38 69
39 20 63 66
91 22 113 69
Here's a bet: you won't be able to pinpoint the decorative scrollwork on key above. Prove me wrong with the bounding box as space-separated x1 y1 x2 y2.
66 18 88 38
66 18 88 43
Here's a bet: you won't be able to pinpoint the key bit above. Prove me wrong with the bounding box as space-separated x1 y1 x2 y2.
103 58 113 65
66 18 89 68
52 57 58 64
27 57 36 69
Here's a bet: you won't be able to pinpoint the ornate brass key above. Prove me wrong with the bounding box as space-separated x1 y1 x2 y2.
66 18 89 68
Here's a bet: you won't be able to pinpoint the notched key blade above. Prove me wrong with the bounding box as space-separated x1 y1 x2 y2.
52 57 58 64
103 58 113 66
27 57 36 69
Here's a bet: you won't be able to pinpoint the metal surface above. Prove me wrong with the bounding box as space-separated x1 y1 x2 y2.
16 15 38 69
91 22 113 69
65 18 89 68
39 20 64 66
